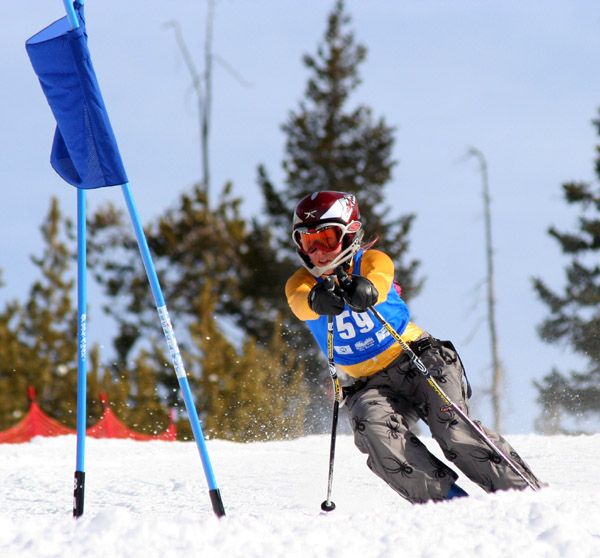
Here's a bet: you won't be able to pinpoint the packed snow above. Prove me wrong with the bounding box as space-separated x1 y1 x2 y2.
1 432 599 557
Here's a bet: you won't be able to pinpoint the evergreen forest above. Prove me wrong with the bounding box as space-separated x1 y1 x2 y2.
0 1 419 441
1 1 599 440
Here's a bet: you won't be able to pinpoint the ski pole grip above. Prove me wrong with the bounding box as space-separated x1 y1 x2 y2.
335 266 352 289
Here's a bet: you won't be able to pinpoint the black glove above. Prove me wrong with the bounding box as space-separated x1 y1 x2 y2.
341 275 379 312
308 280 345 316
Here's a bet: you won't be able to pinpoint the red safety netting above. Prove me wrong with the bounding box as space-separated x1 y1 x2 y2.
87 392 177 441
0 386 75 443
0 387 176 443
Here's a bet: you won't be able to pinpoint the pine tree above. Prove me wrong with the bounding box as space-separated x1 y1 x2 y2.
16 197 79 426
221 319 308 442
100 363 133 427
127 348 170 435
258 0 420 297
0 300 31 429
86 343 105 426
533 111 600 433
87 183 248 368
188 278 237 437
187 280 308 441
0 199 135 431
86 180 310 440
87 201 155 367
258 319 308 440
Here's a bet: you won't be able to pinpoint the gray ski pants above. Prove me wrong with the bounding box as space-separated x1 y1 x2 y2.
344 335 540 504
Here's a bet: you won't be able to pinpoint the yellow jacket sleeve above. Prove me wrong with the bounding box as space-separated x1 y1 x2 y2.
357 249 395 304
285 268 320 321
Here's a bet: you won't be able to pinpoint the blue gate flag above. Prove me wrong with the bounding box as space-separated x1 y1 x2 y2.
26 4 128 189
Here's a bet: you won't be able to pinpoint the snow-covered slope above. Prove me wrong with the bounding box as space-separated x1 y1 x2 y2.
1 433 599 557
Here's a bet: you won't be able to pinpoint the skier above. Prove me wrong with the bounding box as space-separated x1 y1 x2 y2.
285 190 541 504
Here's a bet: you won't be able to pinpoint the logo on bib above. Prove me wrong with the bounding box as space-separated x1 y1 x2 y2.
375 327 391 343
355 338 375 351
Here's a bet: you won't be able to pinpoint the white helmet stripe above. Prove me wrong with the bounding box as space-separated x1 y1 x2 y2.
319 195 354 222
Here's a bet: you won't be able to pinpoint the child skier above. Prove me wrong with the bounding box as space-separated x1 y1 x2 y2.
285 190 541 503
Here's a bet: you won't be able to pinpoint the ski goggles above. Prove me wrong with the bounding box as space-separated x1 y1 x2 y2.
293 221 361 254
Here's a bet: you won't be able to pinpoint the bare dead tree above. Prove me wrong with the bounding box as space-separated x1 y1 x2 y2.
202 0 214 201
165 1 251 210
465 147 503 432
164 0 215 207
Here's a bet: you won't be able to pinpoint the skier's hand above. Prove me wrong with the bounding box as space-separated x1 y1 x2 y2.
340 275 379 312
308 280 345 316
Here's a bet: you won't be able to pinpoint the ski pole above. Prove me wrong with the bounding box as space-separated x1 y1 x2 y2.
321 278 342 512
335 268 539 492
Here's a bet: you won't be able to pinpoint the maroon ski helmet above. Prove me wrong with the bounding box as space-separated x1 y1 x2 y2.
292 191 363 276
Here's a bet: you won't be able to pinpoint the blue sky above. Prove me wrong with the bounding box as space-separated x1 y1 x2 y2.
2 0 600 433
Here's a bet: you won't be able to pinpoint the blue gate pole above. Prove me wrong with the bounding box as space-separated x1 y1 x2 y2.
121 182 225 517
61 0 87 519
74 188 87 517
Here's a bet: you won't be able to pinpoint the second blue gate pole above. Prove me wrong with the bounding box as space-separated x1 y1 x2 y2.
121 182 225 517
